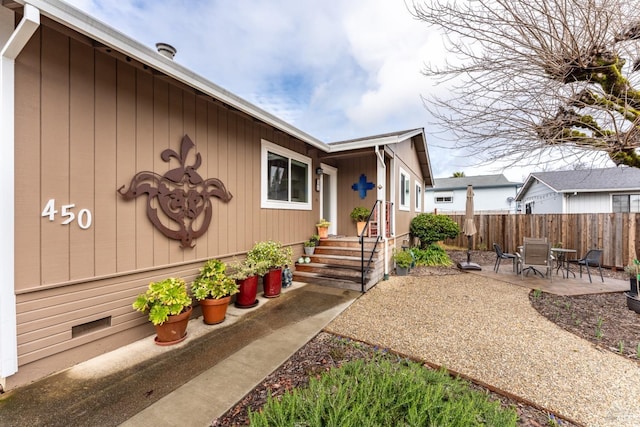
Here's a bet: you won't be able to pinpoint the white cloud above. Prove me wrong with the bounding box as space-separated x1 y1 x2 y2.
59 0 568 180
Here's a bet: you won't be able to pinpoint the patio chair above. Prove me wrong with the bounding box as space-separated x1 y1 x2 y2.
518 241 552 280
493 243 517 273
572 249 604 283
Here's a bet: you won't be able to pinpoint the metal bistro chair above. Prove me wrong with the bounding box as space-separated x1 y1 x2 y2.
518 241 552 281
573 249 604 283
493 243 517 273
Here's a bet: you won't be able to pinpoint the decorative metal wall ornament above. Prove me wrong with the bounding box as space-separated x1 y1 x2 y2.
118 135 233 248
351 174 375 199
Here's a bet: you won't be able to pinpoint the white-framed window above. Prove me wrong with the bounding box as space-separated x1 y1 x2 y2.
415 182 422 211
399 167 410 211
261 140 312 210
613 194 640 213
434 192 453 203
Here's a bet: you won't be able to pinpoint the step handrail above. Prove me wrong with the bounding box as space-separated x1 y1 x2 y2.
360 200 383 292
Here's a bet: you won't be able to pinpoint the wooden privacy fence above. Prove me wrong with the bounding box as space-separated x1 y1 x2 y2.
443 213 640 269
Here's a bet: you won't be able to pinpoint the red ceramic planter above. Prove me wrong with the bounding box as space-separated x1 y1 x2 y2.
263 268 282 298
235 275 259 308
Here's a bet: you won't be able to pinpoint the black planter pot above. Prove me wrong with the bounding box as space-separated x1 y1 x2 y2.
630 277 638 297
625 292 640 314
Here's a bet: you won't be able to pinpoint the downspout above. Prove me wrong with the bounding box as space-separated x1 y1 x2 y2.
375 145 388 279
0 3 40 386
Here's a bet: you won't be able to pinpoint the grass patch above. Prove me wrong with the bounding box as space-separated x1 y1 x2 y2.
248 356 518 426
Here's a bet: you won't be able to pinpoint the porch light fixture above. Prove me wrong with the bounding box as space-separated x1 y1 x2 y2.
315 167 324 175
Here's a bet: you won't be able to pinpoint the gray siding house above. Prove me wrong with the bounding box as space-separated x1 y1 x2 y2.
515 167 640 214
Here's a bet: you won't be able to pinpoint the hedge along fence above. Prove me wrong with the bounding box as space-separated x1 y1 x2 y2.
443 213 640 269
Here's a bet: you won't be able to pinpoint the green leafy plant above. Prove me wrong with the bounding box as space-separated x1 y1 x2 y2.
247 240 293 271
532 288 542 299
190 259 238 300
411 244 453 266
409 213 460 248
595 316 604 340
227 259 270 281
309 234 320 246
392 249 413 268
316 218 330 228
132 277 192 325
349 206 370 223
304 240 316 248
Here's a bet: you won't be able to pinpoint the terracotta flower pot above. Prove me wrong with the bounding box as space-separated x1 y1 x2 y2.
235 275 259 308
317 226 329 239
263 268 283 298
154 306 192 346
200 296 231 325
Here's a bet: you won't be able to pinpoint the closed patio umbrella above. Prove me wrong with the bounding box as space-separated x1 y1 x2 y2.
458 184 481 270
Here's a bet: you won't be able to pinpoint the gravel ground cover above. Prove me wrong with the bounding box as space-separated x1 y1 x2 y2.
212 250 640 427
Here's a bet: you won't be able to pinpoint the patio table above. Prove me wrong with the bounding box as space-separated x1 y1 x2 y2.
550 248 577 278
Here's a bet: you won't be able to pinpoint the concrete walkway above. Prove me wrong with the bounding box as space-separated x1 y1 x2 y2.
0 284 359 427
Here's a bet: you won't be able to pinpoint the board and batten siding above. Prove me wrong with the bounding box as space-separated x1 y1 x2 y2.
390 140 423 237
335 156 377 235
11 22 318 387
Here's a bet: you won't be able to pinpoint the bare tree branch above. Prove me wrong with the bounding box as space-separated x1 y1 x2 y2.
410 0 640 168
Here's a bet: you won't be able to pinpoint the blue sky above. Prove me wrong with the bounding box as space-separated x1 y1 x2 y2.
63 0 534 181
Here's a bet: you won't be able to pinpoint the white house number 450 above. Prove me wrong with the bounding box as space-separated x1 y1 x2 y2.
41 199 92 230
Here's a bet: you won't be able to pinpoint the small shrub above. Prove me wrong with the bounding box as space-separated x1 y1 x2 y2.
248 357 518 426
350 206 370 222
410 213 460 249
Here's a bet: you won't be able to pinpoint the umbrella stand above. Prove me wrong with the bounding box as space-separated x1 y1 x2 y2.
457 235 481 271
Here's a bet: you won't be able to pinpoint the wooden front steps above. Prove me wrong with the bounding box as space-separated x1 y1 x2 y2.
292 237 385 292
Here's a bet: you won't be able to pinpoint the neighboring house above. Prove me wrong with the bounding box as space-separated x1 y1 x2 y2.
515 167 640 214
0 2 433 389
424 174 522 214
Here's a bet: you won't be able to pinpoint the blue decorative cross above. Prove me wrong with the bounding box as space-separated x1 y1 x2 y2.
352 174 375 199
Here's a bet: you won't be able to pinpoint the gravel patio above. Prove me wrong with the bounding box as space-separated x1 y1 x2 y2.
325 273 640 426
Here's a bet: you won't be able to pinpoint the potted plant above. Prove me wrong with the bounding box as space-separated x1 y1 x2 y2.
132 277 192 346
624 259 640 313
247 241 293 298
393 249 413 276
304 239 316 255
316 219 330 239
229 259 270 308
350 206 370 236
309 234 320 246
191 259 238 325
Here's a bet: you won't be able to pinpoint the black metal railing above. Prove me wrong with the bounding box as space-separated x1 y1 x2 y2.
360 200 383 292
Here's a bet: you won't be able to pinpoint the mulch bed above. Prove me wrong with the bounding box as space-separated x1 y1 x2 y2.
211 250 638 427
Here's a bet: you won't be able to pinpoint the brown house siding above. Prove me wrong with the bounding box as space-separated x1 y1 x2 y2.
335 156 377 235
11 21 318 386
390 140 424 237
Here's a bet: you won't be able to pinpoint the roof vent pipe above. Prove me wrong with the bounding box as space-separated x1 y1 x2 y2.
155 42 176 59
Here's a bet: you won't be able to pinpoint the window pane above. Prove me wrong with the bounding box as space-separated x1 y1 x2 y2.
631 195 640 213
267 152 288 201
612 195 629 213
290 159 308 203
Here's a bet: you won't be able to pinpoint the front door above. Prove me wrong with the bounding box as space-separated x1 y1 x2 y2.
320 163 337 236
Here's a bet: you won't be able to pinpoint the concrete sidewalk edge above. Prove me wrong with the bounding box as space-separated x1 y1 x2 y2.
120 291 357 427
